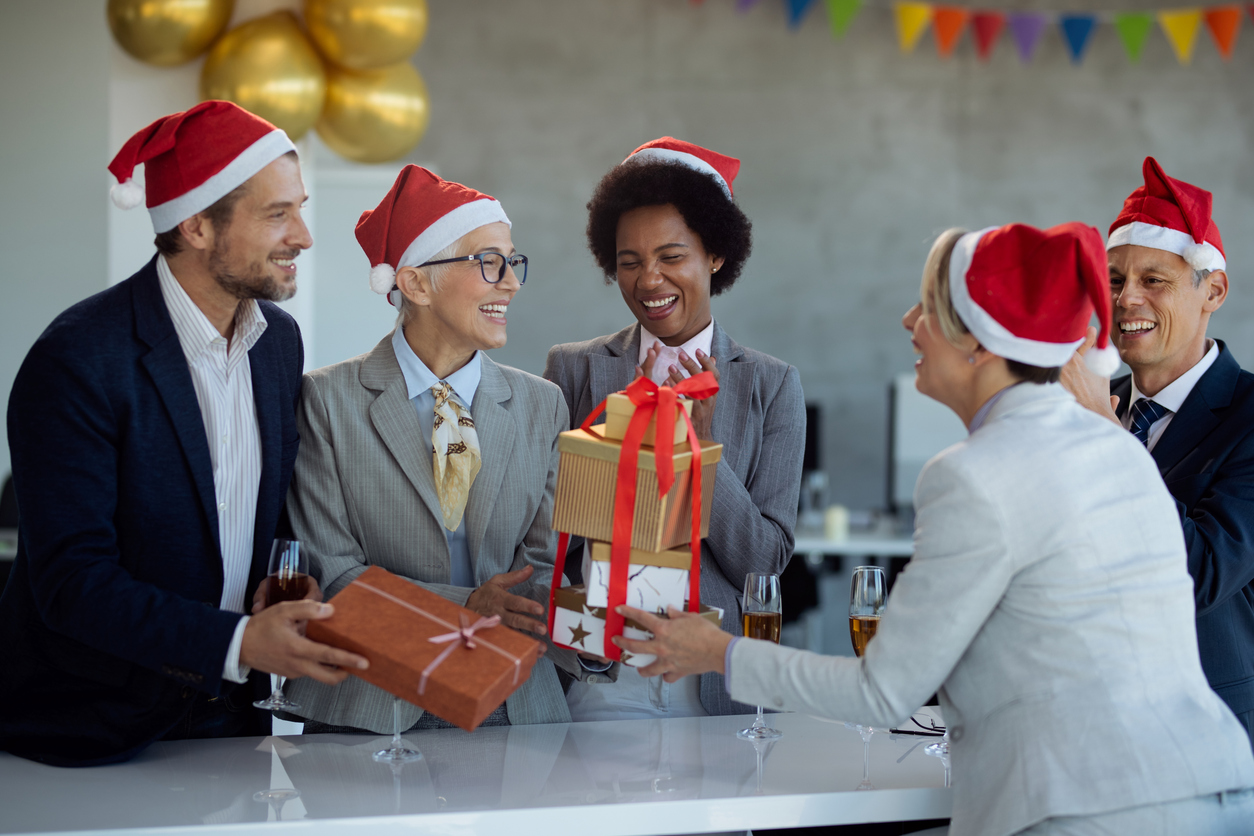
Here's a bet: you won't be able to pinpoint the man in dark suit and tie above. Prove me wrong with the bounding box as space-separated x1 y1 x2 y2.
1065 156 1254 747
0 101 366 767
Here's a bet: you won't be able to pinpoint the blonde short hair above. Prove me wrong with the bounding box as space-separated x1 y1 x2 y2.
920 227 970 349
396 238 465 327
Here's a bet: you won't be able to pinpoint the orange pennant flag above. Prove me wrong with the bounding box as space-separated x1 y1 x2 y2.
894 2 934 53
1204 5 1242 58
1158 8 1204 65
933 6 971 57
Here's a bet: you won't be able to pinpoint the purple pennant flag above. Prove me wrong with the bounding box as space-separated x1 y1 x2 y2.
1008 12 1048 64
786 0 817 27
737 0 763 11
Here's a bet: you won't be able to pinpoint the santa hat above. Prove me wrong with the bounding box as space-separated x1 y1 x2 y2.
355 165 511 306
949 222 1121 377
622 137 740 199
1107 157 1226 273
108 100 296 234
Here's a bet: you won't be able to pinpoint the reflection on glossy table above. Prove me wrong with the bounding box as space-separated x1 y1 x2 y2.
0 712 951 836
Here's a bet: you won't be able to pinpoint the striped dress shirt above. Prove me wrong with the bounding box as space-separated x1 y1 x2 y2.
157 256 266 682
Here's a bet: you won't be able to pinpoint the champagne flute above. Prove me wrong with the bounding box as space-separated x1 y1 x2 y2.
736 572 783 741
373 696 422 763
253 539 309 712
849 565 887 790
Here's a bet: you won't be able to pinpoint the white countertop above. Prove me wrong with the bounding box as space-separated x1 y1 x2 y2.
0 712 950 836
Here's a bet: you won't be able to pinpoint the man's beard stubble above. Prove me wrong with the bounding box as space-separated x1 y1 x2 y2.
208 240 298 303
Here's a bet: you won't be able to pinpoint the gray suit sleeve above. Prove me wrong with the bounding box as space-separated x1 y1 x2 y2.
703 365 805 591
288 375 473 607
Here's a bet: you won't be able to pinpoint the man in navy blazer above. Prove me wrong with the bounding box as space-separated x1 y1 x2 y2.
1065 157 1254 746
0 102 365 767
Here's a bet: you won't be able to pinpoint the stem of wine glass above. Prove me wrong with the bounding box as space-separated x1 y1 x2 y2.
862 736 871 782
391 697 403 749
754 706 766 729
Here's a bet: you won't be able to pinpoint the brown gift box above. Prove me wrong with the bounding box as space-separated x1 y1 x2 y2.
305 566 542 732
552 428 722 552
603 392 694 447
552 584 723 666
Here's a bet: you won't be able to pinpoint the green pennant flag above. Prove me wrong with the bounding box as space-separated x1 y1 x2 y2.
1114 12 1154 63
826 0 862 38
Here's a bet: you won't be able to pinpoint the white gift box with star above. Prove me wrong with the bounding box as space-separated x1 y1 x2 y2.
552 584 723 668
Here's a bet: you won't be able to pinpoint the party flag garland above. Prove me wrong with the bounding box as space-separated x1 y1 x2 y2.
705 0 1254 65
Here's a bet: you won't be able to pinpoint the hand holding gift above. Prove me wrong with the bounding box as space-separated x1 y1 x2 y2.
466 564 548 638
612 604 731 683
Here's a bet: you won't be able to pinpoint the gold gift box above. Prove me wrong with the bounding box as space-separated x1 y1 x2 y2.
552 428 721 552
602 392 694 447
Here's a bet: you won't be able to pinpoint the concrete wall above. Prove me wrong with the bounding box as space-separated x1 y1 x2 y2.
3 0 1253 509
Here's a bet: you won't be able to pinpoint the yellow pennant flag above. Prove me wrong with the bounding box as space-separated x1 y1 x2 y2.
1158 8 1203 65
894 2 933 53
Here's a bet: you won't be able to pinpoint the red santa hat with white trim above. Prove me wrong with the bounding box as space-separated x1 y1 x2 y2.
108 100 296 234
949 221 1122 377
356 165 511 306
1107 156 1226 273
622 137 741 198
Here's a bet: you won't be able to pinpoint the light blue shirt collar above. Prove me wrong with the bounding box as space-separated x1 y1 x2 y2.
391 327 482 406
968 383 1020 434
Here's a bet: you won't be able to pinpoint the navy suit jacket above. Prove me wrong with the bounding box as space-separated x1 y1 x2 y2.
0 257 303 766
1113 341 1254 722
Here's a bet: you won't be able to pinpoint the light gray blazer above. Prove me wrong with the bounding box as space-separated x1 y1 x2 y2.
544 321 806 715
729 383 1254 836
285 333 580 733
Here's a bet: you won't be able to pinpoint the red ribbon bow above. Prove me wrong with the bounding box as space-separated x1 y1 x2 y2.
549 371 718 661
419 613 502 695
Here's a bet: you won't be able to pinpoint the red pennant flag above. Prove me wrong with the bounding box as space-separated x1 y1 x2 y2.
933 6 970 57
971 11 1005 61
1205 5 1242 59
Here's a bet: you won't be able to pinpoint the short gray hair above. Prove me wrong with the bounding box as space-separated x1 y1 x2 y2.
395 238 465 327
1193 268 1212 289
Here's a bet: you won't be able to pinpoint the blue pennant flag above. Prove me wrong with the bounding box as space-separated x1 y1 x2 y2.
1059 14 1098 64
787 0 818 28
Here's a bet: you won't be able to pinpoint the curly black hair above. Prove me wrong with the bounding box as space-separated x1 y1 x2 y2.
585 159 753 296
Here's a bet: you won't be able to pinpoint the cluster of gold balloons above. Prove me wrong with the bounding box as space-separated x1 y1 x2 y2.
106 0 431 163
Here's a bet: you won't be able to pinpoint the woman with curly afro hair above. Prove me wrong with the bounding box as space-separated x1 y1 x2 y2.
544 138 806 721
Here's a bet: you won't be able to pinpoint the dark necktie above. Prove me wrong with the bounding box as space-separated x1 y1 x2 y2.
1129 398 1168 447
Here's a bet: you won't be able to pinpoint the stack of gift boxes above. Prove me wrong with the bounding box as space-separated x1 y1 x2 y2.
549 391 725 667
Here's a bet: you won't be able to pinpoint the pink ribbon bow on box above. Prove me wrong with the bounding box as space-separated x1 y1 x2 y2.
419 613 503 695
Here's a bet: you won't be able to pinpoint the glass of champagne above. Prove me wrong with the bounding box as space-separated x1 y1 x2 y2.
737 572 783 741
253 539 309 712
849 565 887 789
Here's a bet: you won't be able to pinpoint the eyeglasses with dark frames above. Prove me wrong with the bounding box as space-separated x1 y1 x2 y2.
420 252 528 285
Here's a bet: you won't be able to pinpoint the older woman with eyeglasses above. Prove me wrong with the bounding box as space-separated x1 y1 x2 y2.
614 222 1254 835
283 166 584 733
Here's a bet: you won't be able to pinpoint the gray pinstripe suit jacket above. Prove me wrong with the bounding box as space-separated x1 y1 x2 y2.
284 333 576 733
544 321 806 715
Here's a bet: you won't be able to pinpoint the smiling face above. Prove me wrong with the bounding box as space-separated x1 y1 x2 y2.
1108 244 1226 392
614 204 723 346
206 155 311 303
902 301 978 411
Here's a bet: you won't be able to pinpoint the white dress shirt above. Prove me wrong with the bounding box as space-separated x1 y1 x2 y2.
638 319 715 385
1121 340 1219 451
391 327 481 587
157 256 266 684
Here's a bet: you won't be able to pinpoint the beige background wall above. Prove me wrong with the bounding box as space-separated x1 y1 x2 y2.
3 0 1252 508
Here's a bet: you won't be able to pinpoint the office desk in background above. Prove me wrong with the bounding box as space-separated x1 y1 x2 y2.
0 712 950 836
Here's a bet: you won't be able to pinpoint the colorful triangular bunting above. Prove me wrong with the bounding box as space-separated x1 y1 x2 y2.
1114 12 1155 63
971 12 1005 62
894 2 933 53
825 0 862 38
933 7 970 57
787 0 818 28
1059 14 1098 64
1008 12 1048 63
1159 9 1203 65
1204 5 1242 59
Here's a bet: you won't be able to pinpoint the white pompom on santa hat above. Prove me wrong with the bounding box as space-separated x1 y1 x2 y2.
356 165 511 307
108 100 295 233
1107 156 1226 273
949 221 1122 378
621 136 741 199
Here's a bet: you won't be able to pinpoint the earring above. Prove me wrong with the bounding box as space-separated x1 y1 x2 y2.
711 266 718 273
968 356 976 365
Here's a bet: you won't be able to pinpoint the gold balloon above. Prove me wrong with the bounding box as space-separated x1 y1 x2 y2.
200 12 326 140
107 0 234 66
316 63 430 164
304 0 429 70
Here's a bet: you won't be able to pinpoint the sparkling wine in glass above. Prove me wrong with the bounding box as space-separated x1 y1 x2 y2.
253 539 307 712
849 565 887 789
737 572 783 741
